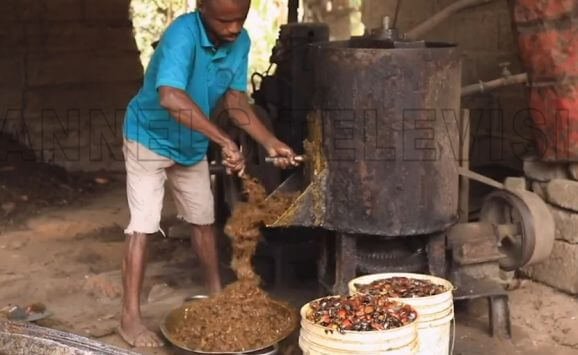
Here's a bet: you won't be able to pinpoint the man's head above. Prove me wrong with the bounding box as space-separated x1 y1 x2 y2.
198 0 251 45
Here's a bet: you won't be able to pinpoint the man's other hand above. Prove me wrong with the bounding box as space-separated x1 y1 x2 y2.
222 140 245 176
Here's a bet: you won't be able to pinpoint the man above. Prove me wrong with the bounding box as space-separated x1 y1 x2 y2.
119 0 297 347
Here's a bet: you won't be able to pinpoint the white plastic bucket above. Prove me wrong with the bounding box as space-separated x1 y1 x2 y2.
348 273 454 355
299 297 419 355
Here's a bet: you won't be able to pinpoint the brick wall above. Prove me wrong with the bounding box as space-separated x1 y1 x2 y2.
0 0 142 171
361 0 531 172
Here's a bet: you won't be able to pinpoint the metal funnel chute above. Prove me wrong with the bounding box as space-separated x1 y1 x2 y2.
264 169 327 229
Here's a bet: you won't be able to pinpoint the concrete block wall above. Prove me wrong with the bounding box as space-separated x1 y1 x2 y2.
361 0 531 172
0 0 142 171
519 161 578 295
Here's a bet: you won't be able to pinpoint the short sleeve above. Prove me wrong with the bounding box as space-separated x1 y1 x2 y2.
229 32 251 92
154 16 195 91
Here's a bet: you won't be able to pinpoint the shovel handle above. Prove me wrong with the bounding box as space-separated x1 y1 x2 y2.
265 155 306 164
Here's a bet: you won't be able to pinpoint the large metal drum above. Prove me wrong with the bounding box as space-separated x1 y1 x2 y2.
307 39 462 236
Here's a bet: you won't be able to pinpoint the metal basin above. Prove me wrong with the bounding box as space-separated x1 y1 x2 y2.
160 295 295 354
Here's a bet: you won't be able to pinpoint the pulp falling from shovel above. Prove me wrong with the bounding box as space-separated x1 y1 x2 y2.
224 174 297 284
170 175 299 353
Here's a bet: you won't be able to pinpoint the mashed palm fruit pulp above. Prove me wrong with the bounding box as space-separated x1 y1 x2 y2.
355 277 448 298
172 175 299 353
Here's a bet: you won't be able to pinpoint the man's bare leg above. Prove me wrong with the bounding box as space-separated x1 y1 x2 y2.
119 233 164 347
191 224 222 294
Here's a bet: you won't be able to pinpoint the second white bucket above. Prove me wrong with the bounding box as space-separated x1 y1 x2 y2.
349 273 454 355
299 297 419 355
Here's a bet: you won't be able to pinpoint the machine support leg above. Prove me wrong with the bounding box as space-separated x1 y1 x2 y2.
459 108 471 223
333 233 357 295
489 295 512 339
427 232 447 278
317 234 330 296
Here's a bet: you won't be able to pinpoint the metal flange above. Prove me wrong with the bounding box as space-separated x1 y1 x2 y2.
479 188 555 271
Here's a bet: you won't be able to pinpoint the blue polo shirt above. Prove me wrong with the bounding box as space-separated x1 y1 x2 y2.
124 11 250 166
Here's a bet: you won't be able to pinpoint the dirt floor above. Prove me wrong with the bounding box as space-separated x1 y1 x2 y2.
0 135 117 231
0 154 578 354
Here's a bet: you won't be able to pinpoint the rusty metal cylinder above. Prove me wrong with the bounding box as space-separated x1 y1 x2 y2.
309 39 461 236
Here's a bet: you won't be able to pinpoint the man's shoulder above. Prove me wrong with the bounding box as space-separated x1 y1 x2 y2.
172 12 196 26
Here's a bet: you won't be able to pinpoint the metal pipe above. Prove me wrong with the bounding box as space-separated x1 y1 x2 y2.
392 0 403 29
406 0 495 40
458 167 504 190
459 109 470 223
461 73 528 97
209 164 226 175
264 155 306 163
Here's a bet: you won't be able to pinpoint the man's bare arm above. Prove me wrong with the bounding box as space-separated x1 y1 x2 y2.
224 90 298 168
158 86 243 172
223 90 282 148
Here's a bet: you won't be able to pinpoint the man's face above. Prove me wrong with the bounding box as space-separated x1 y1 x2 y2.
199 0 250 45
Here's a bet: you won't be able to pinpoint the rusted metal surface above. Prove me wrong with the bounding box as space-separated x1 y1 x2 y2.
266 111 328 229
0 321 136 355
426 232 448 277
356 238 427 274
272 39 461 236
317 233 357 295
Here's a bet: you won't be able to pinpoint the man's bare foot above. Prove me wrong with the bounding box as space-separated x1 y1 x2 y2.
118 316 164 348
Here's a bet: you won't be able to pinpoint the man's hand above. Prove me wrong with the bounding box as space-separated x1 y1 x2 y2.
265 139 299 169
222 140 245 176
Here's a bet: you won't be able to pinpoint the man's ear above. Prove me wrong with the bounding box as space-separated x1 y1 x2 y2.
197 0 205 10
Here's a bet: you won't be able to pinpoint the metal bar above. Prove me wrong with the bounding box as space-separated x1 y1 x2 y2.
458 167 504 190
209 164 226 175
427 232 447 277
288 0 299 23
489 295 512 339
264 155 306 163
459 109 471 223
461 73 528 96
317 234 331 296
392 0 403 29
406 0 495 40
333 233 357 295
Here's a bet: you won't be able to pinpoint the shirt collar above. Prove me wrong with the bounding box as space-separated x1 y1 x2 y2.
194 11 231 60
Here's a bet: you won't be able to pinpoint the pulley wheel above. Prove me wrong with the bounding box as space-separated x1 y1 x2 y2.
479 188 554 271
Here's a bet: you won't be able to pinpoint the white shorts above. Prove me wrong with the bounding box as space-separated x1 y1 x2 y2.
123 139 215 235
